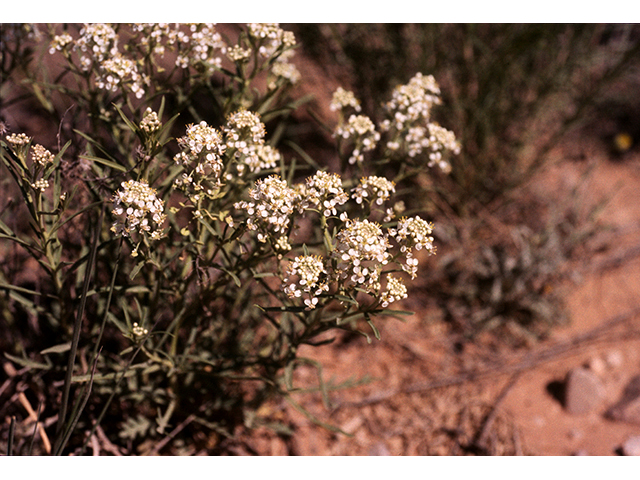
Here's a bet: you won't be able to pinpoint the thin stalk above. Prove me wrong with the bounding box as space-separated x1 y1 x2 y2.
90 236 124 363
27 401 43 455
7 416 15 455
54 348 101 456
54 203 104 451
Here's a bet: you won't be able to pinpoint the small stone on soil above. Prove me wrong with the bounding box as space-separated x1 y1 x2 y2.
604 350 624 369
621 436 640 456
563 367 605 415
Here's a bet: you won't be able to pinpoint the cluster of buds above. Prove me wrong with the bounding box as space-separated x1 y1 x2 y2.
31 144 55 166
226 44 252 62
139 108 161 134
5 133 32 160
131 322 149 342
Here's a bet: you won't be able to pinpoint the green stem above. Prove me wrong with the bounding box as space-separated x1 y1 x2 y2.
53 203 104 451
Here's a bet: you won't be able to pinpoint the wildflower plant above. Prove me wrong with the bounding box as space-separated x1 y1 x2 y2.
0 23 460 454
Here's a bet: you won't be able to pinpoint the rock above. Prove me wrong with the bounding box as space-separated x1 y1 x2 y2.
604 350 624 369
563 367 605 415
606 375 640 424
621 436 640 456
369 442 390 456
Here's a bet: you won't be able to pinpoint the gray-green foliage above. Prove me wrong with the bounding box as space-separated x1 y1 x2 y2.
0 23 460 454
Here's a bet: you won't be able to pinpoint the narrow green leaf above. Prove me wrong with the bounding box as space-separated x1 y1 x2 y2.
221 268 241 288
40 342 72 355
80 155 128 173
0 282 43 297
367 319 381 340
4 353 51 370
130 261 145 280
114 103 140 134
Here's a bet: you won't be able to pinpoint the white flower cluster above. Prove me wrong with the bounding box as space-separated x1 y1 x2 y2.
111 180 167 243
380 73 459 172
380 275 408 308
247 23 296 58
270 50 301 86
283 255 329 309
335 114 381 165
425 123 460 172
389 216 435 278
331 219 391 294
140 108 161 134
245 144 281 174
381 72 442 129
95 53 147 99
330 87 362 113
173 121 227 201
300 171 349 217
74 23 119 70
223 110 276 176
352 176 396 206
234 175 296 251
171 23 227 72
247 24 299 87
224 110 266 146
48 32 73 53
131 23 171 56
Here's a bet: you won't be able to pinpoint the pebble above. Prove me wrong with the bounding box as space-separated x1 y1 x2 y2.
369 442 391 456
604 350 623 369
564 367 605 415
621 436 640 456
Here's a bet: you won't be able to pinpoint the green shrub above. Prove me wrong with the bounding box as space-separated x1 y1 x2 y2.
0 23 460 454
